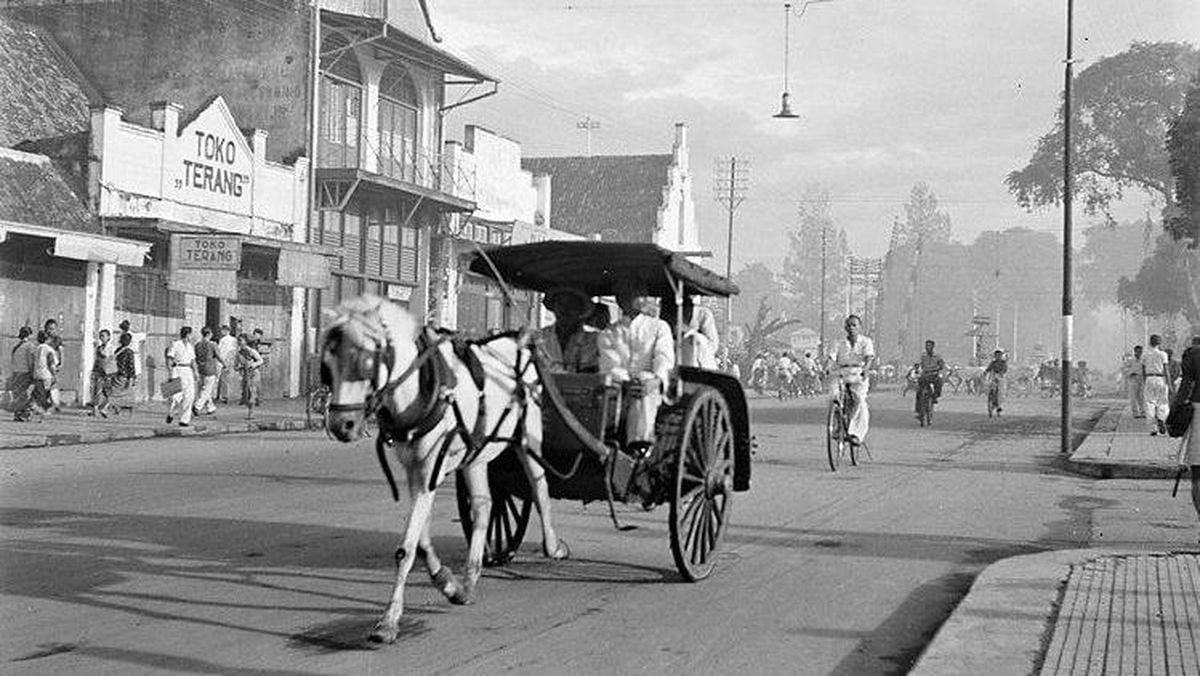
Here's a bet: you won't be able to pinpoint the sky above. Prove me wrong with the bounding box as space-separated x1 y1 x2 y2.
433 0 1199 273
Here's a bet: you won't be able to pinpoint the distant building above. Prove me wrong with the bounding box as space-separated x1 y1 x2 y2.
522 123 701 253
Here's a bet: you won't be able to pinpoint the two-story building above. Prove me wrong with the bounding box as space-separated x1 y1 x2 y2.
3 0 496 393
437 125 580 335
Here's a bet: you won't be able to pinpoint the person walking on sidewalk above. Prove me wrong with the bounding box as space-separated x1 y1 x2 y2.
1143 334 1171 436
192 327 222 417
235 334 264 420
1126 346 1146 418
32 330 57 415
42 319 64 413
90 329 116 417
9 326 36 421
105 332 138 415
215 325 237 405
165 326 197 427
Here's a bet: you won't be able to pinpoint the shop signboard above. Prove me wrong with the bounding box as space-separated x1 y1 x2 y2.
176 235 242 270
168 97 254 216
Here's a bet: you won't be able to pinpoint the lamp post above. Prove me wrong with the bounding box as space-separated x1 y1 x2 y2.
1060 0 1075 455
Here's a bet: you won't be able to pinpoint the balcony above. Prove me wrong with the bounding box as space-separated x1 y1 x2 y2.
316 134 476 213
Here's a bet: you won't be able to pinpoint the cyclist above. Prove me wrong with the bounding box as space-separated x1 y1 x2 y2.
915 339 947 420
829 315 875 448
983 348 1008 414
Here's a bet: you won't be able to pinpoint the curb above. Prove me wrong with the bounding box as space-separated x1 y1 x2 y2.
1063 404 1182 480
909 548 1167 676
1 418 317 450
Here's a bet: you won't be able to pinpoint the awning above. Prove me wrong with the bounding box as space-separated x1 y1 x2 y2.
321 10 496 83
0 219 149 266
316 167 476 214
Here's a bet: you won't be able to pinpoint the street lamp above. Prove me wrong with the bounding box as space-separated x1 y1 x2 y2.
773 0 835 119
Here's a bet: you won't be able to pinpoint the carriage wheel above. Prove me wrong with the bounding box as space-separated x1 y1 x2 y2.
669 388 734 582
826 399 846 472
455 468 532 567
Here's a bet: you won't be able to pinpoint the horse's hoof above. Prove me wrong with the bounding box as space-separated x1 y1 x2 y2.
450 587 476 605
544 538 570 560
368 623 399 644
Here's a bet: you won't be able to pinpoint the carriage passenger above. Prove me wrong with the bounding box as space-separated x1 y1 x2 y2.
535 287 599 373
598 281 675 447
660 294 719 369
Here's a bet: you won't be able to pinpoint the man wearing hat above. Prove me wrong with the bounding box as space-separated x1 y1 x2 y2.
536 287 598 373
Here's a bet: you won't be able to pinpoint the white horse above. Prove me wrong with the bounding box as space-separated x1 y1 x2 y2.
321 295 569 644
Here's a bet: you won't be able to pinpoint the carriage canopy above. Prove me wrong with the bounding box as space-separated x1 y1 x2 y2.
466 241 740 299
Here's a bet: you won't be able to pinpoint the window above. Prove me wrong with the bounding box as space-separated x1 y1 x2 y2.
399 225 419 285
377 64 419 182
342 212 363 273
319 32 362 169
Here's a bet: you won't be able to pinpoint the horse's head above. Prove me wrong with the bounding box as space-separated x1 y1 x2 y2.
321 295 419 441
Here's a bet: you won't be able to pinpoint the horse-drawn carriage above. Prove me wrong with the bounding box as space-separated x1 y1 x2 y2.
460 241 753 582
320 241 752 642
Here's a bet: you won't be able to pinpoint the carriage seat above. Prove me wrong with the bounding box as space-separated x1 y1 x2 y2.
541 372 622 456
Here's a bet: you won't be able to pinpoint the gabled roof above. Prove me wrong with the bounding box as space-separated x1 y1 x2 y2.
0 148 94 233
0 14 93 148
521 154 673 243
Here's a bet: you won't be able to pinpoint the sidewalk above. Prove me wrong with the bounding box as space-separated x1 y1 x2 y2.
1066 403 1185 479
913 401 1200 675
0 398 316 450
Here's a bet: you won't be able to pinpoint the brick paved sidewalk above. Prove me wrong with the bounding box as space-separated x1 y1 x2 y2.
0 397 318 449
1067 402 1187 479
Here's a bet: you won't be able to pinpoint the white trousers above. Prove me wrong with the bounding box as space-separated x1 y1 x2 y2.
194 374 218 414
831 377 870 443
1144 376 1170 428
169 367 196 424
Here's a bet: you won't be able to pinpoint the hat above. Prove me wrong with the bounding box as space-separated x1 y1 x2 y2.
542 287 591 318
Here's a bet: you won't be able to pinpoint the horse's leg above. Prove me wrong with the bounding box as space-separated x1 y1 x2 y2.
459 460 492 604
416 484 468 605
516 408 569 560
370 470 439 644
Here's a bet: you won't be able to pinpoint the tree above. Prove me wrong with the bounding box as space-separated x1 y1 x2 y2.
781 185 849 342
735 298 804 378
1007 42 1200 219
1076 220 1155 307
1117 232 1199 327
889 182 953 249
730 261 786 330
1165 68 1200 244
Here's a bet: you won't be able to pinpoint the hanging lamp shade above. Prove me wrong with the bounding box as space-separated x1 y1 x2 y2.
773 91 799 119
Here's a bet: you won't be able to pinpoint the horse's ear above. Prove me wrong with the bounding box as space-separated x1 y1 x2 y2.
321 308 341 323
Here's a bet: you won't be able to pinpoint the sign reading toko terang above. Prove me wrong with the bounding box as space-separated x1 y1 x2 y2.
175 235 242 270
170 100 254 211
179 131 250 198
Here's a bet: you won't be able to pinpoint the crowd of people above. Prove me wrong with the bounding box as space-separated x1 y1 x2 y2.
6 318 272 424
1120 334 1198 437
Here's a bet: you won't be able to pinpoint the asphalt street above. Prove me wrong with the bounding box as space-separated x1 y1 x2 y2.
2 389 1196 675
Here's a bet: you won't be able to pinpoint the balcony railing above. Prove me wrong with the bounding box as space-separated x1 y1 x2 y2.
318 133 476 203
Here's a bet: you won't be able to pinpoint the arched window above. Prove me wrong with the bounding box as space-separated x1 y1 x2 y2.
319 32 362 169
377 63 419 181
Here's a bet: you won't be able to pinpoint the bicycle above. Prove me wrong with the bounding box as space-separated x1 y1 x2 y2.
985 374 1002 418
915 377 936 427
826 381 861 471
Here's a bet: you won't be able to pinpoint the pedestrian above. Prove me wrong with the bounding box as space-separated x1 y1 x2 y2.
42 319 63 412
90 329 115 417
192 326 222 417
105 332 138 415
32 330 57 414
216 324 238 404
1175 337 1200 537
165 326 197 427
9 326 37 421
1143 334 1171 436
236 333 264 419
1126 346 1146 418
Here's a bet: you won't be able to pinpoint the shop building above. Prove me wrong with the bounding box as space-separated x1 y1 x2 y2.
437 125 580 335
521 123 701 253
3 0 495 382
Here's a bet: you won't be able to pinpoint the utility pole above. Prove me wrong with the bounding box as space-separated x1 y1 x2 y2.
576 116 601 156
713 157 749 356
820 224 828 358
1061 0 1075 455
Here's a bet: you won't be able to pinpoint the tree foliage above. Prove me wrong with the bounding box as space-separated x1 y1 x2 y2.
889 182 952 249
735 298 804 377
781 185 849 339
730 261 786 329
1165 68 1200 244
1117 232 1200 327
1007 42 1200 219
1077 221 1155 307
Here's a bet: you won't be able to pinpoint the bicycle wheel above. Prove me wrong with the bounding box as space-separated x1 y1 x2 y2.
826 399 845 472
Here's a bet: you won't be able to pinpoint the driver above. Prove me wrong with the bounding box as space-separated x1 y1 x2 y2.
535 286 599 373
830 315 875 447
598 280 675 448
916 339 947 418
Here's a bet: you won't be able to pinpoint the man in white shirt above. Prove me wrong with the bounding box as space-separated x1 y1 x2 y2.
1142 334 1170 436
165 326 197 427
1124 346 1146 418
598 282 675 446
829 315 875 446
216 325 239 404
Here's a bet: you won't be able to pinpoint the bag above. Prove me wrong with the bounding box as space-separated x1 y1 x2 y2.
160 377 183 399
1166 380 1195 438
